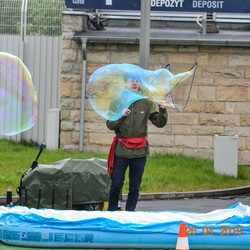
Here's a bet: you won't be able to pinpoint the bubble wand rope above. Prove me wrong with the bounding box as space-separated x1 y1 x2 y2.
164 62 197 111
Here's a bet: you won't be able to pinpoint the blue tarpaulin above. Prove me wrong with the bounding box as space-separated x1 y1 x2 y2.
0 203 250 248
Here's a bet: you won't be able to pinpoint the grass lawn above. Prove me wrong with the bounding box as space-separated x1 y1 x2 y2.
0 139 249 196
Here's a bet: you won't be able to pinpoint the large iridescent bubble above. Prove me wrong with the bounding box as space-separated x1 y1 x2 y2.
87 63 197 121
0 52 37 136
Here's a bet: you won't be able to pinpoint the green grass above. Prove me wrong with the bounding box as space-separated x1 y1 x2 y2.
137 153 250 192
0 139 249 196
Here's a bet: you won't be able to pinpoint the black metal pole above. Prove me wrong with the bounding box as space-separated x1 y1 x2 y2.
139 0 151 69
7 188 12 206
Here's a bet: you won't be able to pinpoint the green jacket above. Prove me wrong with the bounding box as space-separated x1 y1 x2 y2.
106 98 168 158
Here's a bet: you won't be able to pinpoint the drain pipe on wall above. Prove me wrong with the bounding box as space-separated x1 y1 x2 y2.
79 37 87 152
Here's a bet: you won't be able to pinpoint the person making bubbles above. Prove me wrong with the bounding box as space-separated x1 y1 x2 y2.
106 73 168 211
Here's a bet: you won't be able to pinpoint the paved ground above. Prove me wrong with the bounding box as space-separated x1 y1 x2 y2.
121 194 250 212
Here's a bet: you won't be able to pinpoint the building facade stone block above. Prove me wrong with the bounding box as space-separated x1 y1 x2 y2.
87 52 110 64
175 135 197 148
191 125 224 135
61 74 81 83
209 54 228 66
60 110 71 121
61 82 73 98
70 110 81 122
62 15 84 31
239 151 250 165
62 32 75 40
238 137 246 150
202 67 244 79
199 114 240 126
61 98 74 110
62 49 78 62
225 126 250 137
168 53 196 64
245 67 250 78
89 133 114 145
150 52 168 65
198 135 213 148
240 115 250 126
62 40 71 49
184 102 205 113
194 77 214 86
151 44 177 52
229 54 250 67
182 148 214 159
171 113 199 125
110 51 139 64
61 121 75 131
200 46 219 52
216 87 247 102
215 78 250 87
72 132 80 144
178 45 199 52
186 86 199 101
61 62 74 74
72 83 82 98
219 47 250 53
84 122 108 133
199 86 216 101
205 102 224 113
247 137 250 150
148 124 167 134
172 125 192 135
148 134 174 147
60 131 72 145
234 102 250 114
84 110 106 123
224 102 235 114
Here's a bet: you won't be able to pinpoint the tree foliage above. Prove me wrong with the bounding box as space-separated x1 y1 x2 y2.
0 0 65 36
0 0 22 35
26 0 65 36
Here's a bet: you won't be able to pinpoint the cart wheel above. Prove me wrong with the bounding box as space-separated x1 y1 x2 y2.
83 202 104 211
72 202 105 211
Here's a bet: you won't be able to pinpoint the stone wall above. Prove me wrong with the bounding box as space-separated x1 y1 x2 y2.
60 13 250 165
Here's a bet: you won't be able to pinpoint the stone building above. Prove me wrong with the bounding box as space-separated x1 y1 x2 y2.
60 11 250 165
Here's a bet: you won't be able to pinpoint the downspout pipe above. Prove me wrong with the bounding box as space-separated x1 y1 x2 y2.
139 0 151 70
79 38 87 152
19 0 26 60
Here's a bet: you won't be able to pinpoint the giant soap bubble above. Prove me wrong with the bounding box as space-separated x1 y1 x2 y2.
87 63 197 121
0 52 37 136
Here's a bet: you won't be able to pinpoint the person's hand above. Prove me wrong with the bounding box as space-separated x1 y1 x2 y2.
122 108 131 116
158 103 167 109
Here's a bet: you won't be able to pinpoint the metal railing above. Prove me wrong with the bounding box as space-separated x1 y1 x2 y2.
2 2 248 37
79 9 250 26
96 10 250 23
0 0 66 36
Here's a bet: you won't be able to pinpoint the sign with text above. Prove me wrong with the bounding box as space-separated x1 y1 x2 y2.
66 0 250 13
